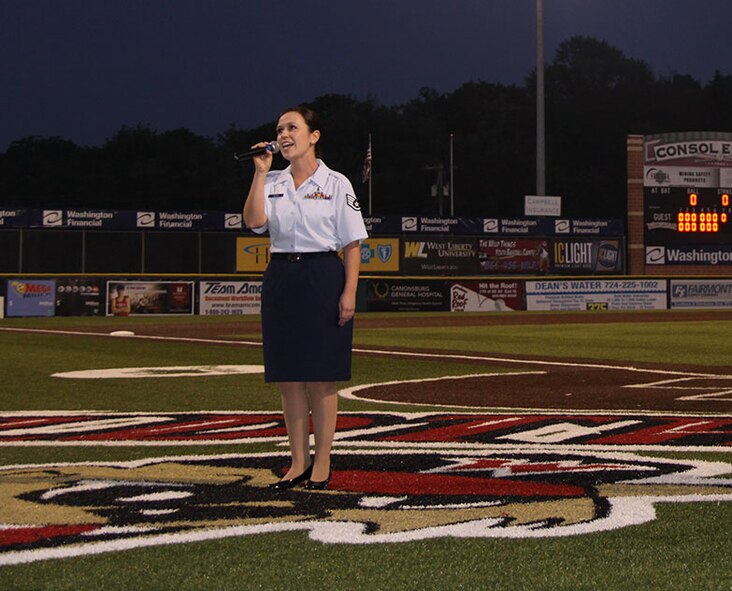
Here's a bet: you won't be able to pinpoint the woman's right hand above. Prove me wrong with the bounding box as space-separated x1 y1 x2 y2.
251 142 275 174
243 142 275 229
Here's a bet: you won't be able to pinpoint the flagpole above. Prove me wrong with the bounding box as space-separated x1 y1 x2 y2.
368 133 373 214
449 133 454 216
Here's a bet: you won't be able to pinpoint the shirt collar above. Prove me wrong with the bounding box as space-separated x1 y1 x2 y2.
272 159 329 188
311 159 330 187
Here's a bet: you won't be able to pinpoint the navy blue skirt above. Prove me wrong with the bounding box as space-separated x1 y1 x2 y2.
261 253 353 382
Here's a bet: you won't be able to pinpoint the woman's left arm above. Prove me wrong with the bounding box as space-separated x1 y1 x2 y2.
339 240 361 326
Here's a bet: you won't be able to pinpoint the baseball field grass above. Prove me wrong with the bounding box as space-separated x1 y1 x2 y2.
0 311 730 590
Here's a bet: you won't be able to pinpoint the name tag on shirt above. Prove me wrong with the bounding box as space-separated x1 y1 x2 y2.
268 193 284 199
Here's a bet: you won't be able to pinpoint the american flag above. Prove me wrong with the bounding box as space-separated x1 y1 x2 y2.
361 142 372 184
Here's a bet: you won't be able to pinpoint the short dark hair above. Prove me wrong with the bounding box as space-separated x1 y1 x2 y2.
278 106 322 133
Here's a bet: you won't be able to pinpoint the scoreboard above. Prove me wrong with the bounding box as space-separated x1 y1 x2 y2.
645 186 732 245
643 133 732 266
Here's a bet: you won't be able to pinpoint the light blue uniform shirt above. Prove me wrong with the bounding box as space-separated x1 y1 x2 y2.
251 160 368 253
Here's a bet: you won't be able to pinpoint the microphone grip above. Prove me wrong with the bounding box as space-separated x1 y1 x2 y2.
233 142 279 161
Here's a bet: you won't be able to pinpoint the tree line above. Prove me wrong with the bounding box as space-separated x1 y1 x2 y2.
1 36 731 219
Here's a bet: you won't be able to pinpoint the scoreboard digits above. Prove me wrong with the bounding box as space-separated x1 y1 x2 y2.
645 185 732 245
676 191 730 233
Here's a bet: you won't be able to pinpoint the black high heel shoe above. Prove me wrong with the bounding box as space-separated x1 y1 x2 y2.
268 464 312 490
304 470 331 490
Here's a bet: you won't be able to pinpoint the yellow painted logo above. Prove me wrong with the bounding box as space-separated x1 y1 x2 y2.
236 237 271 272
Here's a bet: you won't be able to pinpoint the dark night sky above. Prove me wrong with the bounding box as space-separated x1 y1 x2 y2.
2 0 732 150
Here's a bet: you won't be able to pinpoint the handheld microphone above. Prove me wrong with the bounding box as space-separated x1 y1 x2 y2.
233 142 280 161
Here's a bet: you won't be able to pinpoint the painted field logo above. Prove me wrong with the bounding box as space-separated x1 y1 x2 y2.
1 450 731 565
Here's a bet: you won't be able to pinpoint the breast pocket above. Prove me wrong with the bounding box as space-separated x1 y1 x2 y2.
299 197 336 236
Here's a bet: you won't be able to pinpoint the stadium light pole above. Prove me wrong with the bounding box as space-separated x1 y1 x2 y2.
536 0 546 196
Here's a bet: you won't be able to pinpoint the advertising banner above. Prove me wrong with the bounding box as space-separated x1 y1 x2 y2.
526 279 667 311
199 281 262 315
42 209 123 229
360 238 400 272
525 195 561 216
450 281 524 312
478 239 550 274
55 278 104 316
7 208 626 237
482 217 544 235
645 245 732 266
643 166 720 187
137 211 233 231
33 210 245 231
236 237 400 273
362 216 402 235
550 239 623 274
559 219 625 236
670 279 732 309
481 218 625 237
0 209 29 228
363 216 624 237
364 279 448 312
106 281 193 316
236 237 272 272
397 216 482 235
644 135 732 167
6 279 55 317
401 238 477 275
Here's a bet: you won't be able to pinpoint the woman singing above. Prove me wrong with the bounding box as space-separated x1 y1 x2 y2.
243 106 368 490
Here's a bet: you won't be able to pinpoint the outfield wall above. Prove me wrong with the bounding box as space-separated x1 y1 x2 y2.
0 211 625 275
4 208 731 316
0 230 625 277
2 276 731 317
